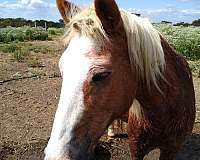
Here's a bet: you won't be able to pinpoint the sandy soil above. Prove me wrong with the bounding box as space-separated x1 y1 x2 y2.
0 40 200 160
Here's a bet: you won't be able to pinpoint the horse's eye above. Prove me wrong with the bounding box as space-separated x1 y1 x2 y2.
92 71 111 82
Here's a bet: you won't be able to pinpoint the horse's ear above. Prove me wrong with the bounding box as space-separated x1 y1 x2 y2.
56 0 80 23
94 0 123 36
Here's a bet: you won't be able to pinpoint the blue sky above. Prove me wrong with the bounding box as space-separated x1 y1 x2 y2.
0 0 199 23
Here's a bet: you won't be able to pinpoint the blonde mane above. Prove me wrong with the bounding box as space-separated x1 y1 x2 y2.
120 10 165 90
64 6 165 90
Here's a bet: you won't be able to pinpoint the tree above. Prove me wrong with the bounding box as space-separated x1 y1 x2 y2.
192 19 200 26
161 21 172 24
174 22 190 27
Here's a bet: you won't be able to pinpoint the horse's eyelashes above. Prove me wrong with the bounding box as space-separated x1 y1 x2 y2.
92 71 111 82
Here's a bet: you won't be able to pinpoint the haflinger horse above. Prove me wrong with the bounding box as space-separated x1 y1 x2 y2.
44 0 196 159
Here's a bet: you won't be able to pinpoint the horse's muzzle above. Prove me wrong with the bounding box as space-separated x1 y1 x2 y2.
44 137 94 160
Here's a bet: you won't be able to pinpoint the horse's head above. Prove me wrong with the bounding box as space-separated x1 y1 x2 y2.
44 0 142 159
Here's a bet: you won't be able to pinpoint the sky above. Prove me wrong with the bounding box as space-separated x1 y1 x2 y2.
0 0 199 23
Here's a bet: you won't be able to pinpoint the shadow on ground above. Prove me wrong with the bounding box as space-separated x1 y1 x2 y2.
176 134 200 160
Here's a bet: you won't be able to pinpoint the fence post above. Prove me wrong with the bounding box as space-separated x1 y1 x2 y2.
45 22 47 31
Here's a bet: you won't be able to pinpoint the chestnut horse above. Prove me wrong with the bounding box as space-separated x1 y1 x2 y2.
44 0 196 159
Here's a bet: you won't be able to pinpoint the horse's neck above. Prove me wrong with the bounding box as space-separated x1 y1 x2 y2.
136 35 192 110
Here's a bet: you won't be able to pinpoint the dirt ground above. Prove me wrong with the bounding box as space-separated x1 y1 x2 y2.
0 39 200 160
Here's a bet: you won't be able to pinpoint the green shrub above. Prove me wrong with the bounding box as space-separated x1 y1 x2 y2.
48 28 56 35
13 46 29 62
0 27 49 43
48 27 64 36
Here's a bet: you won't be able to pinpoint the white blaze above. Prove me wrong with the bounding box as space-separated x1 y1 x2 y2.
45 35 94 159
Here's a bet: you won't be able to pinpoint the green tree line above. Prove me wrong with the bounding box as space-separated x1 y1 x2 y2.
161 19 200 27
1 17 200 28
0 18 64 28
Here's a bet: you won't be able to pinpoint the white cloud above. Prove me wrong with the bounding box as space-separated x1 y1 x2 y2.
18 0 45 9
1 0 56 10
129 7 200 23
18 0 42 5
0 0 59 21
0 1 22 9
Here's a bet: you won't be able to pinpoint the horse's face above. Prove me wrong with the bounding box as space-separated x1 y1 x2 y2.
45 0 136 159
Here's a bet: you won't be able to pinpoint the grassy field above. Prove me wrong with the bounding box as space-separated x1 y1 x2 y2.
155 23 200 76
0 27 64 62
